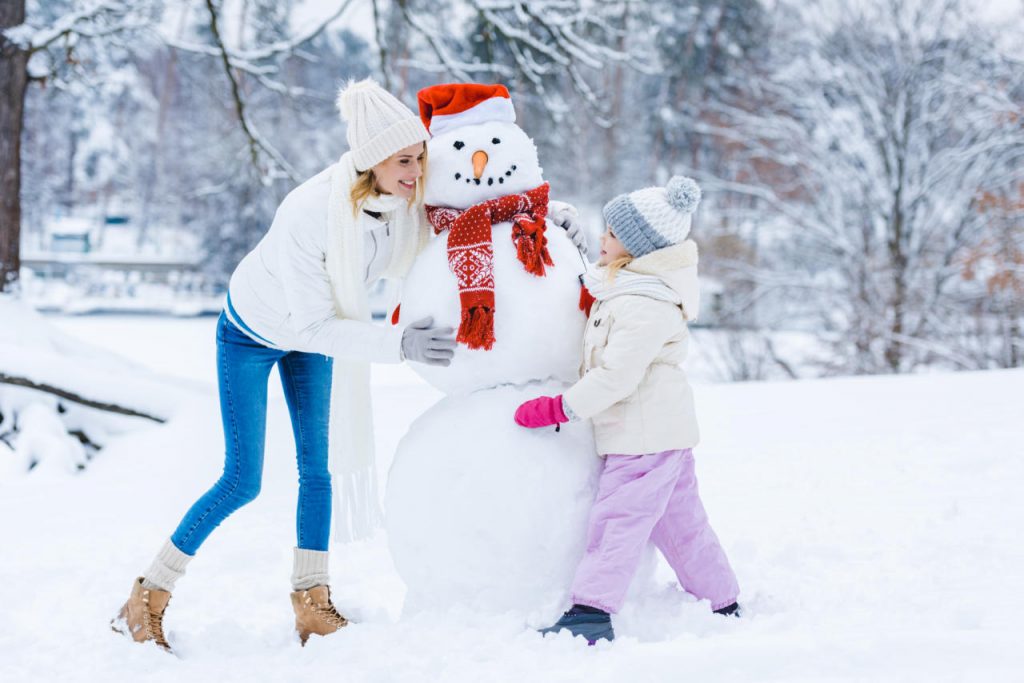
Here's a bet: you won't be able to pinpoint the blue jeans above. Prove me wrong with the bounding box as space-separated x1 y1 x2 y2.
171 312 333 555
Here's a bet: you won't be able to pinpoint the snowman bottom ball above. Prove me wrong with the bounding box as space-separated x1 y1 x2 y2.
386 382 601 617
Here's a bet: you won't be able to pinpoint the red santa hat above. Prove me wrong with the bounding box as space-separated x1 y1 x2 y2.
417 83 516 137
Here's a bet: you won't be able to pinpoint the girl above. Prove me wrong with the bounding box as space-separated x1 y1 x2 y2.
514 176 740 644
111 79 457 650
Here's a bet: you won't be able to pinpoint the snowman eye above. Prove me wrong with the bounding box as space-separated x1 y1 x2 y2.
492 138 501 144
453 141 465 150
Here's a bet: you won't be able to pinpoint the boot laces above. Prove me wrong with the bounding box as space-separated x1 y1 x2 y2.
142 594 170 649
308 595 348 629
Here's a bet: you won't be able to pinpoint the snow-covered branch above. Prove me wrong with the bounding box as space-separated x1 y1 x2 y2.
3 1 147 53
200 0 299 184
398 0 655 121
0 372 166 423
161 0 354 75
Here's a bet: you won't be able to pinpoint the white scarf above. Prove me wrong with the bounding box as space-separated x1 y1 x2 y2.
325 151 428 542
582 240 701 320
583 269 682 305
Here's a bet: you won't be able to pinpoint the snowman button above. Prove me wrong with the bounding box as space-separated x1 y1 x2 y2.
594 318 601 327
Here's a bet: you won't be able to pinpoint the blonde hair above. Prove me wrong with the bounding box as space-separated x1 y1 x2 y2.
350 146 428 216
604 255 634 283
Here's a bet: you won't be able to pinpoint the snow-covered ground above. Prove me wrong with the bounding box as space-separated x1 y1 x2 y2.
2 314 1022 682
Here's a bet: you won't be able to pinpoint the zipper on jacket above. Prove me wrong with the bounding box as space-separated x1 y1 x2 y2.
366 230 379 281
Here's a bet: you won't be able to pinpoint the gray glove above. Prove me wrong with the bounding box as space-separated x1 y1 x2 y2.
548 200 588 256
401 316 457 366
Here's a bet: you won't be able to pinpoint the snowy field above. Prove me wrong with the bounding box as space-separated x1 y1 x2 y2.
2 314 1023 682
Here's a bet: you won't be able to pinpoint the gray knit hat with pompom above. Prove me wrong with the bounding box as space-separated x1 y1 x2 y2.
602 175 702 258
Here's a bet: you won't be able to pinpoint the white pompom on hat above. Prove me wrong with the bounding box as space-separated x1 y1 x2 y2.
337 78 429 172
602 175 702 258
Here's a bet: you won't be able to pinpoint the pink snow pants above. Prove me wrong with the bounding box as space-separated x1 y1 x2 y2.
570 448 739 613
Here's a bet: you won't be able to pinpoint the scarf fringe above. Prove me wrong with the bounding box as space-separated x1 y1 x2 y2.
512 217 554 277
458 305 496 350
333 467 385 544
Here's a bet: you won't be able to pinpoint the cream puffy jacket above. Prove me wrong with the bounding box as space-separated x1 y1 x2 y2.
562 242 700 456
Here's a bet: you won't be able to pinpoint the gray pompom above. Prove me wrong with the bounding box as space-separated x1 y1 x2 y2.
666 175 701 214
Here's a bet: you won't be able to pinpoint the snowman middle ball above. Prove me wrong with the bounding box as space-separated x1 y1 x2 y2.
399 122 587 395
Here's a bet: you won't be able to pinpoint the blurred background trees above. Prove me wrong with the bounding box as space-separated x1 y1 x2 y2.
2 0 1022 375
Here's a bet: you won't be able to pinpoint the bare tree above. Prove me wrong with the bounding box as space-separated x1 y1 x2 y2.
165 0 356 184
689 0 1024 373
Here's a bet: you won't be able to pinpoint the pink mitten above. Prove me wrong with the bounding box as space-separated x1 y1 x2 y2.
514 395 569 428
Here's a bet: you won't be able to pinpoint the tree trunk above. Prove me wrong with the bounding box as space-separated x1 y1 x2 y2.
0 0 28 293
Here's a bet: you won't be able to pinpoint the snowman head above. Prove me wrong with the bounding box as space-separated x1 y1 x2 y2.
418 83 545 209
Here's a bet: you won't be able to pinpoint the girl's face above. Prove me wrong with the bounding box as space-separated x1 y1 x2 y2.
599 226 631 266
372 143 426 198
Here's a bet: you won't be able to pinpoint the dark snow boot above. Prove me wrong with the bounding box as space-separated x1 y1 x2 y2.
713 602 741 617
539 604 614 645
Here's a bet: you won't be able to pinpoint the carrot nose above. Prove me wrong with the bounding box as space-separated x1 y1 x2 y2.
472 150 489 179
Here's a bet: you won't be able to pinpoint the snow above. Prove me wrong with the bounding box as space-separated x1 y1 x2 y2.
0 299 197 424
7 402 88 475
1 314 1023 681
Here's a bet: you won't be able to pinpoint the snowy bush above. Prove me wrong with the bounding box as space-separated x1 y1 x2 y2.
0 401 89 476
0 295 188 478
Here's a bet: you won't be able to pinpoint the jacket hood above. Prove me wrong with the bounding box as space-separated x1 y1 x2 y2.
625 240 701 321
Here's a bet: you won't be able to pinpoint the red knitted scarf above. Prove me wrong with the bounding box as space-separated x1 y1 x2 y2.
425 183 553 350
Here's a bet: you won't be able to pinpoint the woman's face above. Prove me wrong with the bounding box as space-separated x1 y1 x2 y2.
372 143 426 198
599 226 631 266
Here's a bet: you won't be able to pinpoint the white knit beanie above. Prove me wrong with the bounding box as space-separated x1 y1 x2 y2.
603 176 702 258
336 79 429 172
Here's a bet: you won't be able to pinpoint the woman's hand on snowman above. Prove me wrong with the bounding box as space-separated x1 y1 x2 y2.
401 317 457 367
548 200 588 256
514 395 570 428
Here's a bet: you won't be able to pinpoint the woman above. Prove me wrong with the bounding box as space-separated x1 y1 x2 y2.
111 79 456 650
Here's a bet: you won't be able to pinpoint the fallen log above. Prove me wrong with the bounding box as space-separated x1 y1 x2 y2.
0 372 166 423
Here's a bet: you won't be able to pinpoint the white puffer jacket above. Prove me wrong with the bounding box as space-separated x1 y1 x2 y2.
224 164 405 362
563 241 700 456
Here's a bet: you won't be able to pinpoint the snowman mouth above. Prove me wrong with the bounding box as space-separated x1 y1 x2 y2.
453 164 518 188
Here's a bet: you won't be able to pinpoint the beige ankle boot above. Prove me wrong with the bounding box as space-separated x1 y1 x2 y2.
111 577 172 651
290 585 348 645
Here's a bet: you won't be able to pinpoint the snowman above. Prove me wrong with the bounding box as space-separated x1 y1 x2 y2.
384 84 607 618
